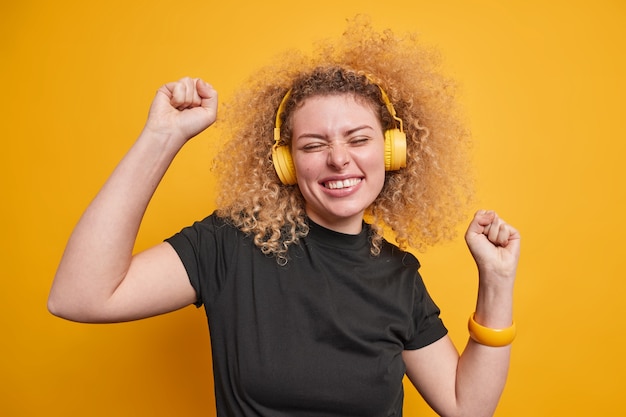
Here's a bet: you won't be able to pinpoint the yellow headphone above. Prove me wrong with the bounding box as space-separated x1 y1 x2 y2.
272 82 407 185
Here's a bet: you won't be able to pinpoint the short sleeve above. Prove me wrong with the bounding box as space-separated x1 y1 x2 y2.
164 213 235 309
404 271 448 350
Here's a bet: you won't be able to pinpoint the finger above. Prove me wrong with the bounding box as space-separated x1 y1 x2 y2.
501 223 521 248
487 216 518 248
491 223 510 247
186 77 202 108
169 77 201 110
478 210 496 227
466 210 495 237
181 77 199 109
483 222 492 237
486 214 503 243
499 223 516 247
168 80 188 110
196 79 218 112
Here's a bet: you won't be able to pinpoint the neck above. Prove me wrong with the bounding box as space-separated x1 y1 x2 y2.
305 212 364 235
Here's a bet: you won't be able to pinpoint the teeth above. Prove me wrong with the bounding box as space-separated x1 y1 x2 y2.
324 178 361 189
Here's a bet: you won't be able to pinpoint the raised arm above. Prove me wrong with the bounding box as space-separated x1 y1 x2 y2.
48 78 217 323
403 210 521 417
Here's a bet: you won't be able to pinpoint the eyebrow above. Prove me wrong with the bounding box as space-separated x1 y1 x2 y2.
295 125 376 141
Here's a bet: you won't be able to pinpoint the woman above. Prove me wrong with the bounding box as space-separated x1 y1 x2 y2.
49 20 520 417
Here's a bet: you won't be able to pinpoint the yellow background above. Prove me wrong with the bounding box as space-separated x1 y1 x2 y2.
2 1 625 415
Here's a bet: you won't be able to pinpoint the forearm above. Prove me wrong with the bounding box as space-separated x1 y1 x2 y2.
48 131 181 319
455 278 515 416
405 211 519 417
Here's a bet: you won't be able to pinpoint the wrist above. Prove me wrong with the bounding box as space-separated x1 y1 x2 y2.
474 284 514 329
137 126 187 156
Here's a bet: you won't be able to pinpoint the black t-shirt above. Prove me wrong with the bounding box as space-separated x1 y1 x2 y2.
166 213 447 417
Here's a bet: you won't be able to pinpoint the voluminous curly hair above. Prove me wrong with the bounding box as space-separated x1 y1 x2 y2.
214 16 473 265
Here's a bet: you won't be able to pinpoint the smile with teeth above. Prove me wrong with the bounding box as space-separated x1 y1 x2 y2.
323 178 362 189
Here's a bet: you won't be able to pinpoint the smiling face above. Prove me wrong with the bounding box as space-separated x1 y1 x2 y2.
290 94 386 234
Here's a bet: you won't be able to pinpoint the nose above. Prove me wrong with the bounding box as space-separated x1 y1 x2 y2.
327 143 351 169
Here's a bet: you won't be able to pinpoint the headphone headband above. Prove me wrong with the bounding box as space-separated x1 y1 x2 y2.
373 83 404 132
273 78 404 145
271 75 406 185
274 89 292 144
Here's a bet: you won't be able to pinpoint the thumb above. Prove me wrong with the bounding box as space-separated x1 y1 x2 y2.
196 79 217 102
195 79 218 122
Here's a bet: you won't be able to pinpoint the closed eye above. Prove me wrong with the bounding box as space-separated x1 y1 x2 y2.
349 136 372 145
295 125 379 151
299 140 329 152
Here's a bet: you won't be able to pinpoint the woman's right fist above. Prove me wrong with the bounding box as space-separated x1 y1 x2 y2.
144 77 218 145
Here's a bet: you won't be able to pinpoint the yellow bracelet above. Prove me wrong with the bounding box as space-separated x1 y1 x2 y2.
468 313 516 347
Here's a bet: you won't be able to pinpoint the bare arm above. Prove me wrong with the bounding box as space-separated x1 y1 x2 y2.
404 210 521 417
48 78 217 323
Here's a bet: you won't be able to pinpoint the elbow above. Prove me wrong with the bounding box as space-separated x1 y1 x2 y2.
47 290 79 322
47 297 99 323
47 270 79 321
48 268 97 322
47 286 119 324
46 294 59 317
47 285 96 323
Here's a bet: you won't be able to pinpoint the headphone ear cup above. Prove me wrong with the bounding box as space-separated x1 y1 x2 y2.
384 129 407 171
272 145 297 185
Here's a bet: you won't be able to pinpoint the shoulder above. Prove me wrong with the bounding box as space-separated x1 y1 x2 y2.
175 211 243 237
378 235 421 270
165 212 255 261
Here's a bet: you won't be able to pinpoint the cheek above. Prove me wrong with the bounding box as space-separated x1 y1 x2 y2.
373 167 386 193
369 151 387 191
365 145 386 174
293 154 323 178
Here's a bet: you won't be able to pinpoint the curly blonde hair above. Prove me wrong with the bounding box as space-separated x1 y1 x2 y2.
214 16 473 264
